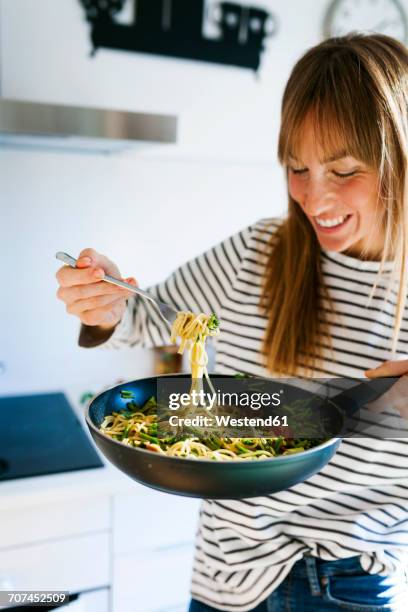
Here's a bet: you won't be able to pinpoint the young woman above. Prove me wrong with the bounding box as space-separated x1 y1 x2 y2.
56 34 408 611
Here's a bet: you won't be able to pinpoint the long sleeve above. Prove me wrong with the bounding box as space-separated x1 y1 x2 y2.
78 225 253 350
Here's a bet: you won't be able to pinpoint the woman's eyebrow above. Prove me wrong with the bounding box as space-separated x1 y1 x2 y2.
322 150 349 163
288 153 302 162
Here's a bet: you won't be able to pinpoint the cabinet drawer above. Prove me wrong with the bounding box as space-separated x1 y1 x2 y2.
113 544 194 612
0 533 109 593
113 491 200 554
0 496 110 550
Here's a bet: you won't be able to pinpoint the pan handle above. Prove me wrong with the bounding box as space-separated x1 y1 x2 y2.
335 377 399 414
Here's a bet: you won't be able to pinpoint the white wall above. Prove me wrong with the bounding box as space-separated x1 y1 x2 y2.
0 0 379 396
0 151 282 395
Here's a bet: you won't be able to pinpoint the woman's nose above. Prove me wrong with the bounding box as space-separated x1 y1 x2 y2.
303 178 336 216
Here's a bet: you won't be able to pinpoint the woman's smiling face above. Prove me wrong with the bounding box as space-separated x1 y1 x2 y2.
287 118 384 259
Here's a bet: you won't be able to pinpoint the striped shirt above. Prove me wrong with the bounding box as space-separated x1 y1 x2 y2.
97 218 408 611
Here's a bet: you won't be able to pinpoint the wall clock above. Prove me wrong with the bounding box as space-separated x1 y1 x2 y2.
324 0 408 44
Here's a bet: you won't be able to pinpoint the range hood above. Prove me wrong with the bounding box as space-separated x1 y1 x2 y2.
0 98 177 152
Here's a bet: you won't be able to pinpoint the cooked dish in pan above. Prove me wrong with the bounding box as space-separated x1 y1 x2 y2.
100 310 322 460
100 392 322 460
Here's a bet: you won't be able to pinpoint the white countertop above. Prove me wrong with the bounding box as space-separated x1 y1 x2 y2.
0 387 145 510
0 462 141 511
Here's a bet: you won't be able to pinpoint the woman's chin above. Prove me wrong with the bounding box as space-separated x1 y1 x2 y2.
312 216 357 253
315 233 356 253
318 236 351 253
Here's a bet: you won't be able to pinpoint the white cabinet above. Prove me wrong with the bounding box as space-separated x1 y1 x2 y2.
112 490 200 612
0 483 201 612
113 545 194 612
113 489 200 554
0 496 110 549
0 494 111 610
0 533 109 593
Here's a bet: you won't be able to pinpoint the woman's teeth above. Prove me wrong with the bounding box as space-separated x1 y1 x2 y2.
316 215 348 228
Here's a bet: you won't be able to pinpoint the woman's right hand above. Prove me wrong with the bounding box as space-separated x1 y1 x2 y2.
55 248 137 332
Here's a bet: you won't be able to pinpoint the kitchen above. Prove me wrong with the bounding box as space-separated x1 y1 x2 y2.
2 1 408 611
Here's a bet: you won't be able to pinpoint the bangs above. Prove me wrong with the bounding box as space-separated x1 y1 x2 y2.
283 108 354 165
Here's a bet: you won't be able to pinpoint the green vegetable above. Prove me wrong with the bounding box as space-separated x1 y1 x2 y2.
139 432 160 444
272 437 284 453
149 422 158 435
207 313 219 331
120 390 134 399
142 396 157 411
201 436 222 450
235 442 250 454
122 425 131 439
126 401 140 411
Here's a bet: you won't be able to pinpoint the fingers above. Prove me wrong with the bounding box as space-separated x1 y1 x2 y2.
365 358 408 419
80 297 127 327
56 247 122 288
57 280 131 305
77 248 98 263
66 293 127 317
365 359 408 378
77 248 116 275
56 264 105 287
55 245 138 328
366 374 408 421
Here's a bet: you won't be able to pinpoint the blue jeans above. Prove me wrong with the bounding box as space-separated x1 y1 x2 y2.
189 555 408 611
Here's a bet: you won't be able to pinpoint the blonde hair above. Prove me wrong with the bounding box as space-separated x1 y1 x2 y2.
261 33 408 375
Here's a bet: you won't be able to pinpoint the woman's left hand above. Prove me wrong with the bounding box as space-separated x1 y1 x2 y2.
365 360 408 420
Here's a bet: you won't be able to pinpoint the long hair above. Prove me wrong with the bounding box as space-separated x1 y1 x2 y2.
261 33 408 375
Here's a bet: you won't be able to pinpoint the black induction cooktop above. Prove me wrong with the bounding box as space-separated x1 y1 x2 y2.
0 392 103 481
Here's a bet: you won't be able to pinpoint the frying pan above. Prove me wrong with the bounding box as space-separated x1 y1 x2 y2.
85 374 397 499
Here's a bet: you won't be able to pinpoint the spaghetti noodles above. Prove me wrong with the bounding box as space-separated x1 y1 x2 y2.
170 311 219 396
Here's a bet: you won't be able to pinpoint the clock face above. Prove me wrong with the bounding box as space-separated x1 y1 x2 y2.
324 0 408 43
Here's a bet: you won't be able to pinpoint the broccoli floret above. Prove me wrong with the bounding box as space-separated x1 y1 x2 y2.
207 313 219 331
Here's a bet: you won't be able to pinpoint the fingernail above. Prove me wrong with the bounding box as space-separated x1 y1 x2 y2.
78 257 92 266
94 268 104 279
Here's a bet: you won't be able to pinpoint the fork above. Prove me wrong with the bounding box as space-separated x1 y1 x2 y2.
55 251 178 327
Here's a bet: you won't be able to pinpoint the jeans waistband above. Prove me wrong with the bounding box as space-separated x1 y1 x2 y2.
290 555 363 597
292 556 362 578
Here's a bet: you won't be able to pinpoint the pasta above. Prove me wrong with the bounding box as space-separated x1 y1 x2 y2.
170 311 219 396
99 310 323 460
100 394 320 460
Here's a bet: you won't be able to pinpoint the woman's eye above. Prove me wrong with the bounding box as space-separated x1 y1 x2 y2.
290 167 308 175
333 170 357 179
